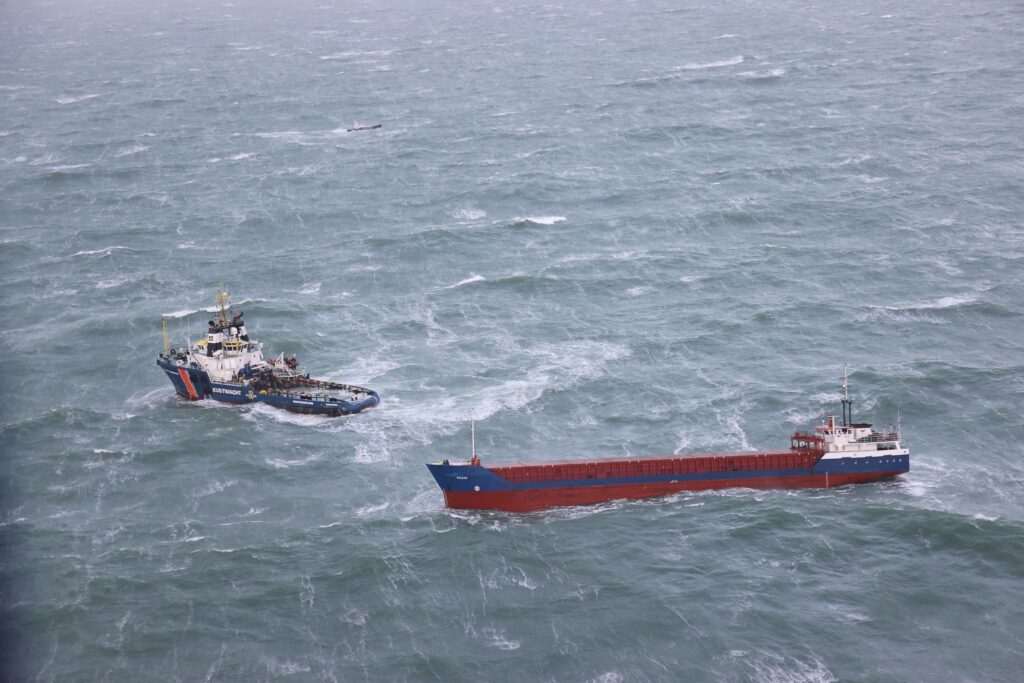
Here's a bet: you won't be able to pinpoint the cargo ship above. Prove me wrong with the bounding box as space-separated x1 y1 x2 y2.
426 381 908 512
157 289 379 416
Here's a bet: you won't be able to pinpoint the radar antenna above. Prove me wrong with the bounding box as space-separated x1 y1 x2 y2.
840 364 854 427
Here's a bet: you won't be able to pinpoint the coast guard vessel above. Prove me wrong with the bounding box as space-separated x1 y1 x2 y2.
157 290 379 416
427 377 908 512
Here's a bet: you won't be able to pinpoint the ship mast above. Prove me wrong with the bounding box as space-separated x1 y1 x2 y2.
840 364 853 427
470 420 480 466
216 284 230 326
161 318 170 355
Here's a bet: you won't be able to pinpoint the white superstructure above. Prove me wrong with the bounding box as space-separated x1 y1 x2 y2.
189 335 264 382
186 289 266 382
816 367 908 460
815 415 909 460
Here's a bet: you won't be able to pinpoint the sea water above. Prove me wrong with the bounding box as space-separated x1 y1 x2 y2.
2 0 1023 680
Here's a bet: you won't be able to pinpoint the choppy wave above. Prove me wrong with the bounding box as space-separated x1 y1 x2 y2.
112 144 148 158
67 245 136 259
442 273 486 289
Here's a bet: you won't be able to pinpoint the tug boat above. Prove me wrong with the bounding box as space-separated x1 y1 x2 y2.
427 378 908 512
157 290 379 416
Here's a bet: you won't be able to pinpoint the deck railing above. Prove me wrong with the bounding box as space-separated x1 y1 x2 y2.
857 432 899 443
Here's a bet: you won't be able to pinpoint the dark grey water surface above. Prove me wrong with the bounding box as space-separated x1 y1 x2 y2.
3 0 1024 681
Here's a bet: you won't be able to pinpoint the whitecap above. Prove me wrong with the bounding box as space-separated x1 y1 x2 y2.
353 442 388 464
355 502 390 517
900 476 937 499
520 215 566 225
913 294 979 309
69 245 133 258
56 93 102 104
113 144 147 158
319 49 392 60
739 68 786 79
450 206 487 221
444 274 485 289
162 309 196 319
340 608 368 625
243 402 329 428
265 453 322 469
746 653 836 683
481 626 520 651
327 357 398 383
162 302 244 318
784 406 826 426
677 55 743 71
195 479 237 497
96 277 128 289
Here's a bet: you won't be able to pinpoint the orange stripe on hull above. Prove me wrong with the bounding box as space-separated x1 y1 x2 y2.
177 368 200 400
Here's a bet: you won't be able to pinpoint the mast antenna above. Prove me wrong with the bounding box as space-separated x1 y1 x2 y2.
840 364 853 426
161 318 170 355
470 420 480 466
216 284 230 326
